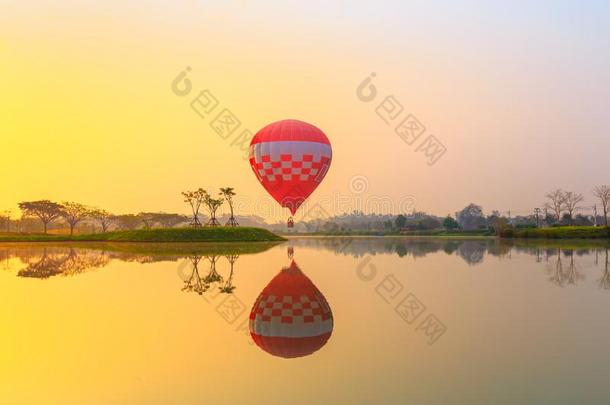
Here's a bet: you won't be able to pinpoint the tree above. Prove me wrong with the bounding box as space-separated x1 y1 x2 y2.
182 188 207 227
137 212 186 228
138 212 157 228
563 191 583 225
18 200 63 234
394 214 407 229
443 215 459 230
220 187 238 227
203 191 224 226
457 203 487 230
113 214 141 230
487 210 509 235
1 209 11 233
90 208 113 232
544 189 566 223
416 216 441 230
154 213 187 228
60 202 91 235
594 185 610 226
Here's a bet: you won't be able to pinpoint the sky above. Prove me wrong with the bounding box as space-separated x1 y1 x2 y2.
2 0 610 221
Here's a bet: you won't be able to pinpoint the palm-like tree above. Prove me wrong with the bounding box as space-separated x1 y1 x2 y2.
220 187 238 227
182 188 206 227
203 192 223 226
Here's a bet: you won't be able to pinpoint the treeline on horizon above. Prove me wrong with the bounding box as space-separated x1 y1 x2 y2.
2 186 609 235
283 186 610 234
0 187 242 235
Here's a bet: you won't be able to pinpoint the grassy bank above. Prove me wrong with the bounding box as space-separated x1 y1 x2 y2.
0 227 285 243
505 226 610 239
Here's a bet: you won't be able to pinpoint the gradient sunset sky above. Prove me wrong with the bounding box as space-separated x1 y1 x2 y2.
2 1 610 220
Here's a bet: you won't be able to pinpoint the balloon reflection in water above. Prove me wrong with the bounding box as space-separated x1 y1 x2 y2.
249 260 333 359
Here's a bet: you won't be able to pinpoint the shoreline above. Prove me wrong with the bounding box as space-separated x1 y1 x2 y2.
0 227 286 243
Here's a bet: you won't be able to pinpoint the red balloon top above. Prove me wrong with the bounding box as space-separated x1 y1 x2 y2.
250 119 331 146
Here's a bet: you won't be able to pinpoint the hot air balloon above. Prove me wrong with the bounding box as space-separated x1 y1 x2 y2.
249 260 333 358
249 119 332 227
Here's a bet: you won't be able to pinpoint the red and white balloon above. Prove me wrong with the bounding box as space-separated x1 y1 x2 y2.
249 119 332 217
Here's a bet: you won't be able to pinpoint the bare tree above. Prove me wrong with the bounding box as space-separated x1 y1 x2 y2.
203 191 224 227
594 185 610 226
61 202 91 235
563 191 583 225
182 188 207 227
90 208 113 232
544 189 566 223
220 187 238 227
18 200 63 234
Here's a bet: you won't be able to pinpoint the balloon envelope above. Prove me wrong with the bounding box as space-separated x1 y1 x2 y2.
249 119 332 215
249 261 333 358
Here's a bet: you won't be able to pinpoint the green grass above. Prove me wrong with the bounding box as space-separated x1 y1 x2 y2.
507 226 610 239
0 227 285 243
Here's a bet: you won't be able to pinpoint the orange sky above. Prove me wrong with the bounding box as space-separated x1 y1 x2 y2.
2 1 610 221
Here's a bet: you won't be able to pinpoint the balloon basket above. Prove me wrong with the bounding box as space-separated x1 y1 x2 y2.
287 217 294 228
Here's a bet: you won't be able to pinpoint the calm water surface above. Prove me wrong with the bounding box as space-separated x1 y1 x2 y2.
2 238 610 404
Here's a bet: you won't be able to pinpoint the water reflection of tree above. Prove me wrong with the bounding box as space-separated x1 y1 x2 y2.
290 237 493 265
547 248 585 287
598 249 610 290
220 254 238 294
182 256 208 295
16 248 111 279
456 241 486 266
203 255 223 284
181 254 239 296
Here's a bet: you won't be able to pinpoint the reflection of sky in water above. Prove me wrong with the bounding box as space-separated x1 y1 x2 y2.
2 239 610 404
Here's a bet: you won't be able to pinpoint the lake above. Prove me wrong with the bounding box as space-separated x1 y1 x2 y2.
1 238 610 404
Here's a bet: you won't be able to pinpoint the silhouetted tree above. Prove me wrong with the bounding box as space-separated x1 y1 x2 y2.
203 192 223 227
18 200 63 234
61 202 90 235
563 191 583 225
220 187 238 227
182 188 206 227
394 214 407 229
457 204 486 230
442 215 459 230
90 208 112 232
544 189 566 223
